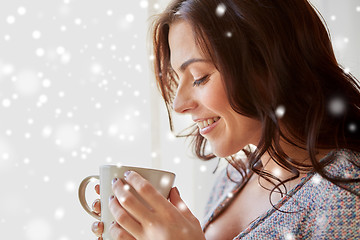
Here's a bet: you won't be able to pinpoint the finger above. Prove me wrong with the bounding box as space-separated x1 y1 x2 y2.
112 178 153 221
109 221 136 240
169 187 198 223
109 192 144 238
92 199 101 215
123 171 170 212
95 184 100 195
91 221 104 237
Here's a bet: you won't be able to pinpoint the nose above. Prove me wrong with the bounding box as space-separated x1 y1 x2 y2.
173 82 197 114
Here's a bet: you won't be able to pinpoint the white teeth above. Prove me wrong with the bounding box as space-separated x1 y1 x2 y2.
197 117 220 129
203 120 209 127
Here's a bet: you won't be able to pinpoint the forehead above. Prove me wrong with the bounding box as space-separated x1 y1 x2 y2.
168 21 204 69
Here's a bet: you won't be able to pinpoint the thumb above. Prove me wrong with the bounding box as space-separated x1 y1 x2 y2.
169 187 197 222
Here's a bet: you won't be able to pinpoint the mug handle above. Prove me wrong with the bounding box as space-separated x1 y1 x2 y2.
78 175 101 220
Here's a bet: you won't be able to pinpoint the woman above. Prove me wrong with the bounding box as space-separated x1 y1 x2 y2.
92 0 360 239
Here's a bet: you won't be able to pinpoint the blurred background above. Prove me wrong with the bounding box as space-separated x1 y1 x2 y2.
0 0 359 239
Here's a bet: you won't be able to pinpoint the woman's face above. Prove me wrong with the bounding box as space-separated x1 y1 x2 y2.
169 21 262 157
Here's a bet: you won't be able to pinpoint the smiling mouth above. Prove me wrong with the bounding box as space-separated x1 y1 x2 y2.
196 117 221 129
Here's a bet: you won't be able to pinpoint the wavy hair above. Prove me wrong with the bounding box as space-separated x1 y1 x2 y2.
151 0 360 198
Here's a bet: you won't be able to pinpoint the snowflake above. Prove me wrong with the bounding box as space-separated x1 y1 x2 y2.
123 184 130 191
54 208 65 220
107 10 113 16
285 232 295 240
42 79 51 88
273 168 282 177
225 31 232 38
36 48 45 57
125 14 134 23
312 174 322 184
216 3 226 17
160 175 171 187
6 15 15 24
32 30 41 39
2 99 11 108
17 7 27 15
275 105 286 118
328 96 346 116
140 1 148 8
177 202 187 211
200 165 207 172
173 157 181 164
74 18 82 25
348 123 357 132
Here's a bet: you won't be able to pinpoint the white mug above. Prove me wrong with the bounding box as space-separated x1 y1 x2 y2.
78 165 176 240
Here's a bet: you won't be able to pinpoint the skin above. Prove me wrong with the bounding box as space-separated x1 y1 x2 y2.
170 22 262 158
92 20 332 239
92 172 205 240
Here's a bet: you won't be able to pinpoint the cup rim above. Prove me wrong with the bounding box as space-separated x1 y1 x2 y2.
100 165 175 176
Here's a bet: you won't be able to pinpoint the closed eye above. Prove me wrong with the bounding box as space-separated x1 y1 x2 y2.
192 75 210 87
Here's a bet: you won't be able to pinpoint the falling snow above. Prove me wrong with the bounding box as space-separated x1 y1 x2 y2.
285 232 295 240
216 3 227 17
312 174 322 184
328 96 346 116
160 175 171 187
0 1 359 240
123 184 130 191
225 31 233 38
275 105 286 118
348 122 357 132
200 165 207 172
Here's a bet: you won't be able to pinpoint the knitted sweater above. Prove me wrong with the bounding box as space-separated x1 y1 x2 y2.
201 149 360 239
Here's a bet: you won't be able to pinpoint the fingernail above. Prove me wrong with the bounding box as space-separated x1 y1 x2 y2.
112 178 118 185
92 200 97 210
92 221 100 231
124 170 132 179
174 187 180 196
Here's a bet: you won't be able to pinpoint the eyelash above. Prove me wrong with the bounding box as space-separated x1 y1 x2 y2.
192 75 210 87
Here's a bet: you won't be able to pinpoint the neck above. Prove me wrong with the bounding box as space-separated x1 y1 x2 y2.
255 140 333 190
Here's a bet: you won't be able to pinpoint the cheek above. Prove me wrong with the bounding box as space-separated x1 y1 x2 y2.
202 82 231 113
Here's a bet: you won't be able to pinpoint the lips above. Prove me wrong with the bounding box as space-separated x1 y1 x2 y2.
196 116 220 129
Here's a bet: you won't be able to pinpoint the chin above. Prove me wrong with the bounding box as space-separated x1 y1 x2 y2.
211 142 247 158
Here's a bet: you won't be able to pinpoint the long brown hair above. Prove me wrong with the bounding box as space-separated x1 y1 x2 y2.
151 0 360 197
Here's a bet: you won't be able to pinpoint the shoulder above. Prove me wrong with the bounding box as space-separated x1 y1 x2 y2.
321 148 360 195
303 148 360 203
324 148 360 174
241 150 360 239
293 149 360 238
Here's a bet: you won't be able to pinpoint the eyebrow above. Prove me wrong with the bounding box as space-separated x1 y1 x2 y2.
178 58 210 73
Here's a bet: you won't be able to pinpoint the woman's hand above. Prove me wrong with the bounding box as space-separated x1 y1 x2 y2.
91 184 104 239
109 171 205 240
